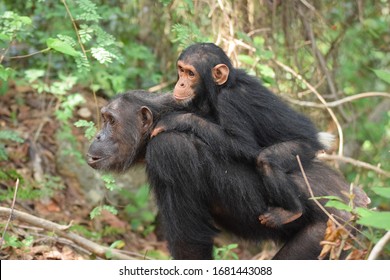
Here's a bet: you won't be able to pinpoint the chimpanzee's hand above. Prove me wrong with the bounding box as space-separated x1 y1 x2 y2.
257 144 296 174
259 207 302 228
151 113 195 138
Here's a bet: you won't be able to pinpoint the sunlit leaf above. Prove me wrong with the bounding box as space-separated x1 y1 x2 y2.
356 208 390 230
325 200 353 212
372 187 390 199
46 38 80 57
110 240 125 249
238 54 255 65
373 69 390 84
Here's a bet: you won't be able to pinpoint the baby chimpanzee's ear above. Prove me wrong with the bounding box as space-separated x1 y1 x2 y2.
212 64 229 85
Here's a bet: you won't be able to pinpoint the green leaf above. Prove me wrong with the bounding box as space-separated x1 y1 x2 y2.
105 249 113 259
135 184 150 206
372 187 390 199
0 144 8 161
90 206 102 219
125 205 138 214
102 205 118 215
4 235 22 248
373 69 390 84
24 69 45 83
91 47 118 64
0 33 11 42
226 244 238 250
101 173 120 191
0 130 24 143
74 120 96 140
141 211 155 223
312 195 344 202
253 36 265 46
357 209 390 230
0 65 14 81
257 64 275 79
46 38 80 57
18 16 32 26
22 236 34 247
109 240 125 249
90 205 117 220
75 54 91 73
238 54 255 65
355 207 371 217
325 200 353 212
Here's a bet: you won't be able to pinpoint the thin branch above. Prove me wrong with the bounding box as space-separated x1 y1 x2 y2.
8 48 51 60
247 28 271 37
296 156 365 249
0 207 136 260
298 5 338 100
0 179 19 249
319 154 390 177
61 0 87 58
275 60 344 156
299 0 316 12
298 0 328 28
296 156 342 227
148 81 173 93
285 92 390 108
325 92 390 107
368 231 390 260
61 0 100 128
0 34 15 63
296 76 326 97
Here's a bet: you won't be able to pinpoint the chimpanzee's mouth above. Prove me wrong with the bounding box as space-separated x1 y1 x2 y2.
86 154 106 166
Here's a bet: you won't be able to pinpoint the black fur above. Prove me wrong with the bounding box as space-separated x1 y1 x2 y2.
161 43 327 226
87 90 369 259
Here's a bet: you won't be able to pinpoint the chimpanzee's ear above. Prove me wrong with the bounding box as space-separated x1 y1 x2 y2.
212 64 229 85
140 106 153 134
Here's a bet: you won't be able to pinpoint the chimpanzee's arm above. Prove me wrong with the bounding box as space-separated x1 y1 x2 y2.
257 141 318 172
152 112 259 162
153 112 319 170
146 132 218 259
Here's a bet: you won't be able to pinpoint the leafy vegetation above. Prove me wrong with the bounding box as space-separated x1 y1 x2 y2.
0 0 389 259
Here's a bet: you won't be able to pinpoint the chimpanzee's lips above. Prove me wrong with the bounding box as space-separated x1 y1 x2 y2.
173 92 195 101
86 154 105 166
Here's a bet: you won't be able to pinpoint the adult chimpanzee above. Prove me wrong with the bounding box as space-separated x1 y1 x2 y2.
87 90 369 259
153 42 331 227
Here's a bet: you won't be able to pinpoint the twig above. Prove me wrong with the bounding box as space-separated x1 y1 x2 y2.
148 81 173 93
296 76 326 97
319 154 390 177
368 231 390 260
296 156 365 248
61 0 100 128
0 207 135 260
298 4 338 100
285 92 390 108
275 60 344 156
296 156 341 226
0 179 19 249
9 48 51 60
61 0 87 58
299 0 316 12
0 34 15 63
247 28 271 37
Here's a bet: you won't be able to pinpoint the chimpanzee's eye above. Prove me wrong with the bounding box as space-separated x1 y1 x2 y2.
102 112 115 125
107 115 115 125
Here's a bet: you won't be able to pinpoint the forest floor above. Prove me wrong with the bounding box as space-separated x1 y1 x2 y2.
0 85 273 260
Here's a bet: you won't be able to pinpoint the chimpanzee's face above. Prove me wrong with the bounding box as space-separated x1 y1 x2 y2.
87 96 153 172
173 59 229 104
